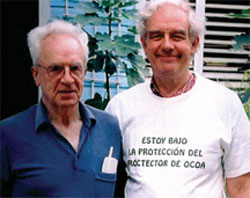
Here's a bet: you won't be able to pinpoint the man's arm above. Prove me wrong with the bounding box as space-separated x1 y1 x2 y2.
226 172 250 198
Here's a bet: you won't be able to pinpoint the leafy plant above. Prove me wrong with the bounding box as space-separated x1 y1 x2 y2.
228 8 250 18
238 71 250 120
85 93 109 110
229 9 250 51
228 9 250 119
74 0 149 109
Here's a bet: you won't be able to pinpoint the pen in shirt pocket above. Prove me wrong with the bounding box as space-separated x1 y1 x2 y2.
102 146 118 174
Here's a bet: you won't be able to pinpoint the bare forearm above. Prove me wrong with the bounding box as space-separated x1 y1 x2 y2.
226 173 250 198
227 189 250 198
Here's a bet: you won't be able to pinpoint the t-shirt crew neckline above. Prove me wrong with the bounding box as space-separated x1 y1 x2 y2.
147 72 199 103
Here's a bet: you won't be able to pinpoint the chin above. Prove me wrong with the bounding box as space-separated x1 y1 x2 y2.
56 100 79 108
158 65 179 73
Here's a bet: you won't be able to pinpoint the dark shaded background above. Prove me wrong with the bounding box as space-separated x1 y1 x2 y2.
1 0 39 120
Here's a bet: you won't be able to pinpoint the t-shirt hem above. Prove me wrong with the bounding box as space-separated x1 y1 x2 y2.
225 166 250 178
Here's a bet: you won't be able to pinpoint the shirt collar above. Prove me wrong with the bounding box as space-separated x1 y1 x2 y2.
150 76 163 97
35 101 51 131
79 101 96 128
35 100 96 132
150 73 196 98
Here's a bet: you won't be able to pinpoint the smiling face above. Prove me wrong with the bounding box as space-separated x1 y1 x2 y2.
32 33 86 110
141 3 199 80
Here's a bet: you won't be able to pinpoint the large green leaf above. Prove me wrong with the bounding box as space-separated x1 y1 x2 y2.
88 35 98 56
105 56 117 75
113 35 141 56
85 93 109 110
119 1 138 8
116 35 141 50
128 53 146 67
92 51 106 72
127 53 150 77
96 33 114 50
102 0 122 8
75 14 107 26
127 26 137 34
75 1 102 14
121 9 138 22
232 34 250 51
239 89 250 103
87 59 95 72
126 68 145 87
111 16 122 23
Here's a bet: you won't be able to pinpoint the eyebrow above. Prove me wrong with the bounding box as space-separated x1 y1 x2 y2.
172 30 187 35
148 29 187 35
148 30 162 35
48 62 83 67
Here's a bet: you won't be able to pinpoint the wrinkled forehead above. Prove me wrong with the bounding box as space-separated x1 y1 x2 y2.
146 3 190 31
41 32 79 45
152 3 188 22
39 33 85 64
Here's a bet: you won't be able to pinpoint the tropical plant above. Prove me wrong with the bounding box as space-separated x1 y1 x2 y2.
237 71 250 120
73 0 149 109
229 8 250 119
229 9 250 56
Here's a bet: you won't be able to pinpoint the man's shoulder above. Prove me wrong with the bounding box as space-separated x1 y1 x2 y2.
196 73 237 95
0 105 37 129
112 81 149 101
84 104 121 137
84 103 119 124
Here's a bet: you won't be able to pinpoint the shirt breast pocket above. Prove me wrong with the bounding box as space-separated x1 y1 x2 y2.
95 171 117 197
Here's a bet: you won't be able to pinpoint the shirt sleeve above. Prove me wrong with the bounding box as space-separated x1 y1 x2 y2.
223 94 250 178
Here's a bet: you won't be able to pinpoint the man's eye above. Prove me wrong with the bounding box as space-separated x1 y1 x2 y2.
149 33 163 40
71 66 81 72
49 66 62 72
172 34 186 40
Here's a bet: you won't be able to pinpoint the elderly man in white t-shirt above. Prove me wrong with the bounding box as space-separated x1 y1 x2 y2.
106 0 250 197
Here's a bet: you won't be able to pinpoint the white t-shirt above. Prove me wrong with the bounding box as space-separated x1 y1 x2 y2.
106 73 250 198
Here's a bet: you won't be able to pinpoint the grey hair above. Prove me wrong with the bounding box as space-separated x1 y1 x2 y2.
27 20 89 67
137 0 205 45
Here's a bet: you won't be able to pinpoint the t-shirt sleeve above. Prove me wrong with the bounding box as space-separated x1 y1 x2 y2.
223 94 250 178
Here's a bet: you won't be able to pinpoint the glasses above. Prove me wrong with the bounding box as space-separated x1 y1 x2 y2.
37 64 85 78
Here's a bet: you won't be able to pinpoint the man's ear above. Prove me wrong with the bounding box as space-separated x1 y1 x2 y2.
191 36 199 54
31 66 40 86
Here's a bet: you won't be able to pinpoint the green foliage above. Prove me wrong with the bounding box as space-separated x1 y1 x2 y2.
228 8 250 18
238 71 250 120
243 98 250 120
74 0 149 109
229 9 250 51
232 34 250 51
85 93 109 110
228 9 250 119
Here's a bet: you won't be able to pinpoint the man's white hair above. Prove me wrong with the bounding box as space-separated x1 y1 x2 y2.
137 0 205 44
27 20 89 67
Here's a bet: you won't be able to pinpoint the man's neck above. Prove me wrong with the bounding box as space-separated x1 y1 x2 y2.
153 71 192 97
43 101 83 151
43 101 81 126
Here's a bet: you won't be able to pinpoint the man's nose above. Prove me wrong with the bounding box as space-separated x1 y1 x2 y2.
161 35 174 51
61 67 75 84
